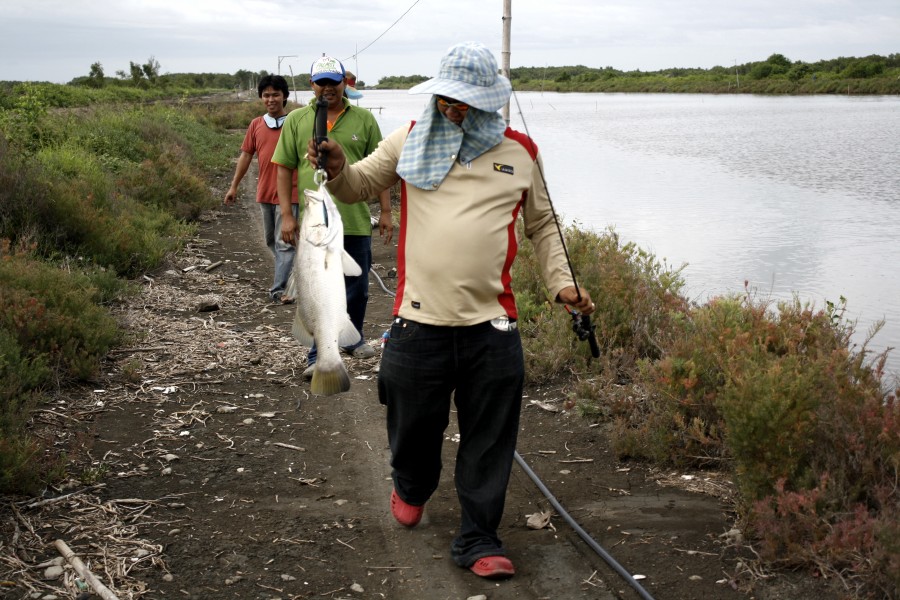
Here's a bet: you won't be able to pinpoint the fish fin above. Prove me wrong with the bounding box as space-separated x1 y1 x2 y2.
341 250 362 277
291 311 315 346
310 363 351 396
284 270 297 300
338 318 362 347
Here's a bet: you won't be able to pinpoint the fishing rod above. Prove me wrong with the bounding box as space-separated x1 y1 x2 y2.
511 90 600 358
314 97 330 177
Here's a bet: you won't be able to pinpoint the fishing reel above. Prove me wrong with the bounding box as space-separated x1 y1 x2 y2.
571 311 600 358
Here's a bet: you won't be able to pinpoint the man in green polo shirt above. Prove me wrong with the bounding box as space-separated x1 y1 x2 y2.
273 55 393 379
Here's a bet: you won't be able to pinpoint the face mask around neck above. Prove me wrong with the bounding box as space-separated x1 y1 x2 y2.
264 114 287 129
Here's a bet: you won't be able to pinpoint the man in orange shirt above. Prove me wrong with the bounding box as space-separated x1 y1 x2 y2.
224 75 299 303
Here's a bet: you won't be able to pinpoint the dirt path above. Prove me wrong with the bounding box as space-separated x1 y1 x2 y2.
2 164 845 600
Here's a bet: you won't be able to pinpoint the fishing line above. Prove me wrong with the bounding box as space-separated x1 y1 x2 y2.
511 90 579 298
511 90 600 358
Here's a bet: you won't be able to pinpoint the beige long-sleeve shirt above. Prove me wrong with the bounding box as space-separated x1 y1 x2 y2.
327 124 573 327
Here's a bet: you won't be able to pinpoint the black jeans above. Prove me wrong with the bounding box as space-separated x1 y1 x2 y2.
378 317 524 567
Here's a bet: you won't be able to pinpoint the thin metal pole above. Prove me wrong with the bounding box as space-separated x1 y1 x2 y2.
501 0 511 125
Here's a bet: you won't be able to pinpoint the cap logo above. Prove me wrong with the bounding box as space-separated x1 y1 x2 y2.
311 56 345 79
315 57 340 72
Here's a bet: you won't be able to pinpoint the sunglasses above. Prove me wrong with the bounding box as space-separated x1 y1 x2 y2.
314 77 343 87
436 96 469 111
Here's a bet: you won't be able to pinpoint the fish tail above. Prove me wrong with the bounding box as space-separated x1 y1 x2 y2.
310 363 351 396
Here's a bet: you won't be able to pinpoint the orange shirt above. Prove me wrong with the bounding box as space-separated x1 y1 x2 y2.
240 116 299 204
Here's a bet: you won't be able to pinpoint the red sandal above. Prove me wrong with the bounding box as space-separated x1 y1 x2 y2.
470 555 515 579
390 489 424 527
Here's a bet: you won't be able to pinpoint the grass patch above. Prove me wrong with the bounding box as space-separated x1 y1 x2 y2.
0 91 240 494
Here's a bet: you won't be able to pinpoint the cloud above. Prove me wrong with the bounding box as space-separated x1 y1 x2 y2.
1 0 897 83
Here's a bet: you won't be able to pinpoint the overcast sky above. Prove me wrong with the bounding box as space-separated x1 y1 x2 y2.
1 0 898 85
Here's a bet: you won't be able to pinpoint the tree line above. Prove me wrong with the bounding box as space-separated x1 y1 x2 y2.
509 52 899 83
3 52 897 95
60 56 271 91
504 53 900 94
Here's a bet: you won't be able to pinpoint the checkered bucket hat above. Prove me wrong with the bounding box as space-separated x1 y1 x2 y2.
408 42 511 112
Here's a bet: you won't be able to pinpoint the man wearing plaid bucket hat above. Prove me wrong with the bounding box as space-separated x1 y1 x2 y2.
308 42 596 579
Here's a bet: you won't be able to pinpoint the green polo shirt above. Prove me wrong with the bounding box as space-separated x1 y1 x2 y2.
272 97 384 236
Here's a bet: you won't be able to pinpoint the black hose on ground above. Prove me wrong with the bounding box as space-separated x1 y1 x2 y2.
369 268 657 600
513 451 657 600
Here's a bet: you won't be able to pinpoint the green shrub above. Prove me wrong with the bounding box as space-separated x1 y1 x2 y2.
0 251 121 381
0 249 123 495
186 98 266 130
0 83 56 151
0 328 48 436
0 93 238 496
513 224 688 383
0 433 55 496
2 130 195 277
116 148 217 221
68 107 148 170
33 144 141 271
159 106 247 178
0 136 56 247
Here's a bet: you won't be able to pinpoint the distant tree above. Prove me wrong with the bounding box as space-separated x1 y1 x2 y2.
766 53 792 69
142 56 161 83
749 62 775 80
87 62 105 88
375 74 429 88
129 62 144 85
786 62 810 82
233 69 255 85
842 58 885 78
749 54 792 80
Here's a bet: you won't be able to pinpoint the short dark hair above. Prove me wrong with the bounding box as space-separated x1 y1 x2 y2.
257 75 290 107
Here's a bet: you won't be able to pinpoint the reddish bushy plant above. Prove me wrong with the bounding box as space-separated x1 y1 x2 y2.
634 291 898 596
752 473 900 598
0 248 122 494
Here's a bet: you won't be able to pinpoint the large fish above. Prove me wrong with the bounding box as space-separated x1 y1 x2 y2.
289 183 361 396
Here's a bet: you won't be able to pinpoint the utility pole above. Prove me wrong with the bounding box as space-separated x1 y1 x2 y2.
278 55 298 75
501 0 511 124
734 59 740 90
288 66 299 105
